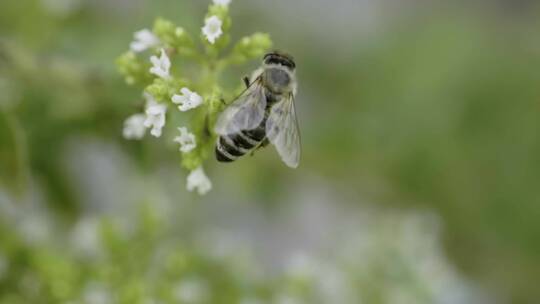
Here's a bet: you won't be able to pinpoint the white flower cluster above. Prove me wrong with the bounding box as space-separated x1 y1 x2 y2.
122 93 166 140
122 89 203 143
123 21 217 194
122 47 204 141
130 7 227 48
121 1 232 195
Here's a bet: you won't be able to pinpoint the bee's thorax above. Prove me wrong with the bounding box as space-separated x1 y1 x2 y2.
262 65 296 95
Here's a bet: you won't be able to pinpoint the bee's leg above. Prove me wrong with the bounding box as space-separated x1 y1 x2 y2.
204 114 212 137
259 138 270 148
243 76 250 88
250 138 270 156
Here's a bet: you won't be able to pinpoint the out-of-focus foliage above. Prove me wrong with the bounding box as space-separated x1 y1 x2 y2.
298 14 540 303
0 194 484 304
0 0 539 303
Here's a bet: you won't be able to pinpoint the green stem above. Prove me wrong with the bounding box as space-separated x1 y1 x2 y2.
0 107 30 196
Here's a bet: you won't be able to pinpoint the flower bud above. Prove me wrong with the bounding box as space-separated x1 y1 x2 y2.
153 18 194 50
145 78 186 102
116 51 151 85
229 33 272 65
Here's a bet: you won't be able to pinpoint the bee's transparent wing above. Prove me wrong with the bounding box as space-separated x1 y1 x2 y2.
215 78 267 135
266 94 301 168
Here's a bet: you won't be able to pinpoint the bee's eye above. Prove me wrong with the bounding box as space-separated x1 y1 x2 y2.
264 54 295 69
280 60 294 69
265 56 279 65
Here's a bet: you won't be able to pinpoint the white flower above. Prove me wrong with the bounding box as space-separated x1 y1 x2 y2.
130 29 160 53
202 16 223 44
122 114 146 140
172 88 203 111
213 0 231 6
187 166 212 195
174 127 197 153
143 94 167 137
149 48 171 79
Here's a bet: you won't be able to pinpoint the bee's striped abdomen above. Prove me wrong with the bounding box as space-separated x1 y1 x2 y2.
215 120 267 163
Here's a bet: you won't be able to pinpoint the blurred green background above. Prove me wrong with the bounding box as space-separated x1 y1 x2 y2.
1 0 540 303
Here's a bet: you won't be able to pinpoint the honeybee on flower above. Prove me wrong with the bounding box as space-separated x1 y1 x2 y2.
117 0 274 195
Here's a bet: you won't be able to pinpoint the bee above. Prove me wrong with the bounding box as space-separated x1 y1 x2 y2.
214 51 301 168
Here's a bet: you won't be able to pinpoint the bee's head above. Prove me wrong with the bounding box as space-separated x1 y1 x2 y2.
263 51 296 71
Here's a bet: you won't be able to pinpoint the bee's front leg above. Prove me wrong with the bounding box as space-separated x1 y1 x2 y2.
243 76 250 88
250 138 269 156
204 114 212 137
259 138 270 148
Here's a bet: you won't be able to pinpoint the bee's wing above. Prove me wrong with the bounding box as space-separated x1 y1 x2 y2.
215 78 267 135
266 94 301 168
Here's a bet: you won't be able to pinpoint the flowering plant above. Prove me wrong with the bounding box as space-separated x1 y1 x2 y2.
117 0 272 195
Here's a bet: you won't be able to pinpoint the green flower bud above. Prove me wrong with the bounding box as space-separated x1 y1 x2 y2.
145 79 168 101
228 33 272 65
145 78 187 102
116 51 151 85
181 149 202 171
153 18 194 50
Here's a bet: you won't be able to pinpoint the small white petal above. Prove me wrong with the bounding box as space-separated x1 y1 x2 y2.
181 87 191 96
174 127 197 153
172 87 203 112
130 29 160 52
143 94 167 138
202 16 223 44
149 49 171 79
186 167 212 195
122 114 146 140
213 0 231 6
150 127 163 137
